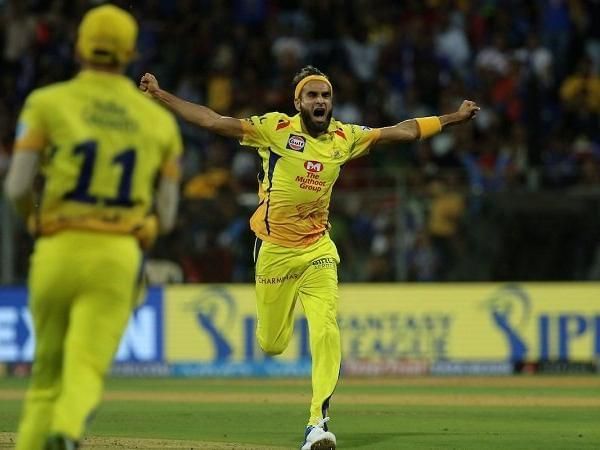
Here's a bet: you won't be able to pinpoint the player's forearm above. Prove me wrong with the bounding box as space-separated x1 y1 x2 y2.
440 111 467 128
4 151 39 218
152 88 243 138
377 101 479 145
4 178 34 218
153 88 220 128
156 178 179 233
6 192 34 218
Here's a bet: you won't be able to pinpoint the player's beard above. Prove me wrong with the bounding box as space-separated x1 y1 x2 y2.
300 106 332 135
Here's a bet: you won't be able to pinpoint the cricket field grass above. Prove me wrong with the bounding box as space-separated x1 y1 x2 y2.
1 375 599 449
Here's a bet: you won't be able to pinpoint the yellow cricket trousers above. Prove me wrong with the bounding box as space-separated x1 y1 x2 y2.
254 233 341 427
16 230 142 450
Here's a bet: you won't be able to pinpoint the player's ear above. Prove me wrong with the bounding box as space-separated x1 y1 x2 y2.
294 97 301 112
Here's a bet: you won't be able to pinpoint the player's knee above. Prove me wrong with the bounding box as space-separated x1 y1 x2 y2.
257 335 287 355
314 320 340 342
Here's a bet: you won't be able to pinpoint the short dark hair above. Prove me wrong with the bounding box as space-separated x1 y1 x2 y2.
292 65 328 87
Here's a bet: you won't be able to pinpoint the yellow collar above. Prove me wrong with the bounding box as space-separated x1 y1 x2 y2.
77 70 133 87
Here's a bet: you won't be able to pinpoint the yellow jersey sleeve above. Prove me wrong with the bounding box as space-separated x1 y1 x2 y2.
14 91 49 152
347 124 381 160
239 112 282 148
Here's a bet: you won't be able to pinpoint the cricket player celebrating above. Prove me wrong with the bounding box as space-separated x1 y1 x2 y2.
140 65 478 450
5 5 182 449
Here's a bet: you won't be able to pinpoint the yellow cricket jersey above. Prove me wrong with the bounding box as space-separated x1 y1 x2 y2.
240 112 381 248
14 70 182 236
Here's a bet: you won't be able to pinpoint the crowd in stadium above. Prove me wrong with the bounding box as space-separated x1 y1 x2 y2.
1 0 599 283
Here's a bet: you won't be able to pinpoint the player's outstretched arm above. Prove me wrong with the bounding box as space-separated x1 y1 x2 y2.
376 100 480 145
139 73 244 140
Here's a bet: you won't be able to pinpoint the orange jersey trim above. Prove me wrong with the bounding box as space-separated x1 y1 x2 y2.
14 132 47 152
161 158 181 180
276 120 291 130
334 128 346 140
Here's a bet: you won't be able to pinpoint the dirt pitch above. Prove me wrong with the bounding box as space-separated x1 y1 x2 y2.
0 433 287 449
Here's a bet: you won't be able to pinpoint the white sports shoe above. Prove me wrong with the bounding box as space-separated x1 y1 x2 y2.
300 417 336 450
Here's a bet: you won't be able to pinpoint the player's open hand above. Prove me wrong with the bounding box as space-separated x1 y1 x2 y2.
456 100 480 122
139 73 160 96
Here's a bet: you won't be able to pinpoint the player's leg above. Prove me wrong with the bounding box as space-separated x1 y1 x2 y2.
15 237 77 450
298 258 341 427
254 239 301 355
50 232 141 441
298 256 340 450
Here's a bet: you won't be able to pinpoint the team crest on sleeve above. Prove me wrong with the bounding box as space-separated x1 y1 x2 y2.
286 134 306 152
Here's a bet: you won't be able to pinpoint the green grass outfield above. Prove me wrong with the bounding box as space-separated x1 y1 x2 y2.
1 376 599 449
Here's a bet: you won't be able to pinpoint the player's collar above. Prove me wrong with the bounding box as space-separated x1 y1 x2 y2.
77 69 133 86
290 114 303 132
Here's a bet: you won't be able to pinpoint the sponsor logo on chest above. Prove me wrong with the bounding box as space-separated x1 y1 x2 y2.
304 160 324 172
286 134 306 152
296 160 327 192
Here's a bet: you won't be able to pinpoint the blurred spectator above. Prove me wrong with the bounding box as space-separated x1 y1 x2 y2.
559 56 600 141
426 176 466 281
3 1 37 68
435 8 471 79
541 131 579 188
540 0 571 80
514 32 554 88
560 57 600 113
475 33 510 79
406 230 438 282
341 21 380 84
184 140 232 200
460 133 515 194
1 0 600 283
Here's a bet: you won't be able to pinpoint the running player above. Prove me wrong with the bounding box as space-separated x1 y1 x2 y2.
139 65 478 450
4 5 183 449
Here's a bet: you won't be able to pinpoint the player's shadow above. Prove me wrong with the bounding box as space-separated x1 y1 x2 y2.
342 431 466 449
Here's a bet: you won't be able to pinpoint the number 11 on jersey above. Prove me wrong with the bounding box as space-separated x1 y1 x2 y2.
63 140 136 207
